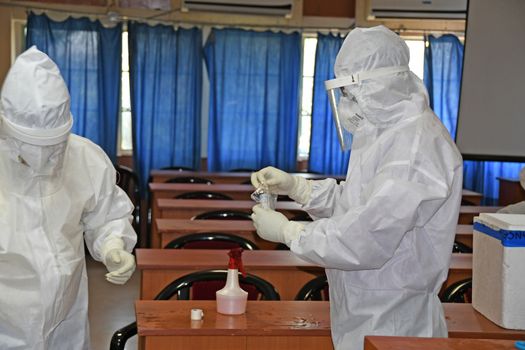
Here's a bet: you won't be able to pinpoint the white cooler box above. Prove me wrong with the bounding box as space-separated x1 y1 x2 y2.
472 213 525 330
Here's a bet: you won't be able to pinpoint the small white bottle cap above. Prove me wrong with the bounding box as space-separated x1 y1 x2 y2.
190 308 204 321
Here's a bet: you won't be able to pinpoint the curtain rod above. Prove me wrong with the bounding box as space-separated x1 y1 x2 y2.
0 2 353 33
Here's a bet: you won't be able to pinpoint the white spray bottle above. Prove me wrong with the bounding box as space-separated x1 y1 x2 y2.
216 248 248 315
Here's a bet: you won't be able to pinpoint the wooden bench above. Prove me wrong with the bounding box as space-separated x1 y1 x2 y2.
458 206 502 224
137 249 472 301
135 301 525 350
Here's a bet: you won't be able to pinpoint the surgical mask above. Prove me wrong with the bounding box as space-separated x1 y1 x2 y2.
338 94 365 134
325 65 409 150
15 140 67 176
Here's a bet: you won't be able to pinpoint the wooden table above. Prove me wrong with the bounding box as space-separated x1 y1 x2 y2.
136 300 333 350
149 183 256 201
458 206 502 224
135 301 525 350
137 249 471 301
444 303 525 339
156 219 278 250
498 177 525 206
150 199 304 247
461 189 484 206
150 170 344 184
455 224 473 247
137 249 323 300
156 219 474 250
364 336 519 350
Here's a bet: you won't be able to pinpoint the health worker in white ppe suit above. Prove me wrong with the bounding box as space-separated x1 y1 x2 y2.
251 26 464 350
0 46 137 349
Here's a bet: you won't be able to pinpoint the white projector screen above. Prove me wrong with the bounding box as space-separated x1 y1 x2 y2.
456 0 525 161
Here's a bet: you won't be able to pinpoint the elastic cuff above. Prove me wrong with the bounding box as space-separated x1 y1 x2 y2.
101 237 125 261
282 221 305 247
289 176 312 205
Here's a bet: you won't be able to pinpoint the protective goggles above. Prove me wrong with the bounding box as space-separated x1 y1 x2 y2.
0 113 73 146
324 65 409 150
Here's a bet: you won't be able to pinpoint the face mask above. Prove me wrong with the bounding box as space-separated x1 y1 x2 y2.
324 65 409 151
15 141 67 176
338 94 365 134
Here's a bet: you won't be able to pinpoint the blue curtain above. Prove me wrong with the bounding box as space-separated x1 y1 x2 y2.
308 33 349 175
204 28 301 172
128 22 202 192
424 34 525 200
26 12 121 162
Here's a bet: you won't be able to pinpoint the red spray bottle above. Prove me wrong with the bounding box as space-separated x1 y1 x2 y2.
216 248 248 315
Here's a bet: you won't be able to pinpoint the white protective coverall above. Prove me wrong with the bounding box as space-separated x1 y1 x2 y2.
0 47 136 349
252 26 464 350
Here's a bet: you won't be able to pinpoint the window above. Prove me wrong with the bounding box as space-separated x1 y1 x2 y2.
404 37 425 80
119 31 133 154
297 35 317 160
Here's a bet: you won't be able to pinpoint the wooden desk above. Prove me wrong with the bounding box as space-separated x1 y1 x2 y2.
136 300 333 350
150 199 304 247
498 177 525 206
455 224 473 247
137 249 323 300
156 219 474 250
149 183 255 201
156 219 278 250
135 301 525 350
364 336 518 350
444 303 525 339
150 170 344 184
461 189 483 206
137 249 471 301
458 206 502 224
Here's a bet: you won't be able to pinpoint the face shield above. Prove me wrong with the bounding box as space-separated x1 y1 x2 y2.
325 65 409 150
0 112 72 196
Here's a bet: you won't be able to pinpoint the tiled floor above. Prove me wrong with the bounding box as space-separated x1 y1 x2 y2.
87 255 139 350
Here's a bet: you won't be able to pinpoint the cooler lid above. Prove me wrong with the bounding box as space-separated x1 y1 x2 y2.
474 213 525 247
474 213 525 231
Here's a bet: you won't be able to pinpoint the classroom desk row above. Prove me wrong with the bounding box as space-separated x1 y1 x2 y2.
149 182 484 205
136 301 525 350
151 196 498 248
137 249 472 301
155 218 474 250
150 170 345 184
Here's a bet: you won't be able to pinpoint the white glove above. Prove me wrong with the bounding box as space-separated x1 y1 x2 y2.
251 166 312 204
101 237 136 285
251 204 305 247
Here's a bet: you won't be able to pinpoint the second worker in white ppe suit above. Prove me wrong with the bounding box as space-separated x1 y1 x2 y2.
251 26 463 350
0 47 137 349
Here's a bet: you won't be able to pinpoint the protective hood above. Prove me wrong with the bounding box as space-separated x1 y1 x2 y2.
0 45 72 143
0 46 72 196
334 26 429 128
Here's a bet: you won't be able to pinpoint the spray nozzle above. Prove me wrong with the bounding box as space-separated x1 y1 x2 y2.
228 248 246 277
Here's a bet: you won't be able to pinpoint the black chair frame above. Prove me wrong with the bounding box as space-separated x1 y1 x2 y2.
295 275 328 301
175 191 232 200
164 232 259 250
441 278 472 303
192 210 252 221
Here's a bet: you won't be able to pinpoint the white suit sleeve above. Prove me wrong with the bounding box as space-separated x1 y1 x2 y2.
81 151 137 262
291 171 451 270
301 178 346 219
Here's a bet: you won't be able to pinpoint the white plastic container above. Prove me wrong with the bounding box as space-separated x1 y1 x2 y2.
216 249 248 315
472 213 525 330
